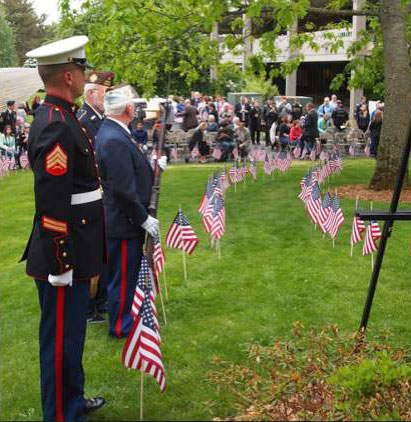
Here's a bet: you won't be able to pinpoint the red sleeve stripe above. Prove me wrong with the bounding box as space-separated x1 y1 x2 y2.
42 216 68 234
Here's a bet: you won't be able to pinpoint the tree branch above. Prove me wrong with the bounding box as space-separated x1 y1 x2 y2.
306 7 379 18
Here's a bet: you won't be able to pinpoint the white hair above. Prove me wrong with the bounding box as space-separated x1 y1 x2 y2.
208 115 215 122
104 101 130 116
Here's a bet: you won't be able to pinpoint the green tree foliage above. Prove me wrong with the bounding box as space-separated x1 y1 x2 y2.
0 7 18 67
1 0 50 65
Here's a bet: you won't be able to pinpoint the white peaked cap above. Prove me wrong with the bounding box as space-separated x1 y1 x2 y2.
26 36 90 66
104 85 140 108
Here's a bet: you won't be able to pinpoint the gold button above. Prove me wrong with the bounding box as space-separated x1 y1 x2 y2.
81 219 87 224
85 148 89 153
65 264 70 269
60 240 65 245
62 252 67 257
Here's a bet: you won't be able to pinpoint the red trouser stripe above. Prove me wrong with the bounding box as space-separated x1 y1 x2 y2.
55 287 65 422
116 240 128 337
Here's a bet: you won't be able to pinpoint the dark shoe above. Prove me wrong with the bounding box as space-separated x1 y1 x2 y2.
87 314 106 324
84 397 106 414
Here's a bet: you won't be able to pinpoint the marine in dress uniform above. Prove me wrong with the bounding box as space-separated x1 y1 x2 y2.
95 86 167 338
76 70 115 323
22 36 106 422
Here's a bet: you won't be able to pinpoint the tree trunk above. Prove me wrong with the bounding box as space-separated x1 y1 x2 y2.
369 0 411 190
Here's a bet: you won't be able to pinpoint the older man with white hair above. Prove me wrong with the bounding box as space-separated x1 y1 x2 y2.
77 70 115 143
95 85 167 339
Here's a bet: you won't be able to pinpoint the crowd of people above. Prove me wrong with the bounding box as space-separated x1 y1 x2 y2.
138 92 385 162
0 96 43 167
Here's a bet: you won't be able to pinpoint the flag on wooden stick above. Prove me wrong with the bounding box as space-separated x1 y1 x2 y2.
362 221 382 256
122 270 166 392
166 208 199 255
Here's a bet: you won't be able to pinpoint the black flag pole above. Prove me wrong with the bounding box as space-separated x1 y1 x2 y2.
357 116 411 333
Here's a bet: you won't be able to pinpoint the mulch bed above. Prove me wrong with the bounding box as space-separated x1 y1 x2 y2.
338 185 411 203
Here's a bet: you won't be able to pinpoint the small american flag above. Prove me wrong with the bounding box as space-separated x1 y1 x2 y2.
306 182 322 224
191 146 200 159
1 158 9 174
212 148 222 161
300 146 308 159
171 145 178 161
364 143 370 157
131 256 159 325
220 170 230 191
153 234 165 277
122 281 166 392
229 162 239 183
263 153 272 175
20 153 30 169
298 172 312 202
326 194 345 239
203 184 223 232
253 149 266 161
211 194 225 240
350 216 366 245
293 145 301 158
318 191 332 233
310 147 316 161
199 176 215 216
362 221 382 255
349 144 355 157
320 150 328 161
249 159 257 180
166 209 199 255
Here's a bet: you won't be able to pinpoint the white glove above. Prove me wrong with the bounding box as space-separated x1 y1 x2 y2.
48 270 73 287
141 215 159 238
151 155 168 171
158 155 167 171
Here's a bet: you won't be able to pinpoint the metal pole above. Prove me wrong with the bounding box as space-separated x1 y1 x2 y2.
359 117 411 331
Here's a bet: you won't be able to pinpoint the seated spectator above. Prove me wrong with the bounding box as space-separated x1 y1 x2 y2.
189 122 209 163
357 104 370 132
278 115 291 147
367 110 383 157
0 125 17 165
206 115 219 132
318 113 331 134
217 119 236 161
235 121 251 158
16 122 30 168
289 120 302 146
207 103 219 124
231 116 241 131
131 120 149 147
219 104 233 122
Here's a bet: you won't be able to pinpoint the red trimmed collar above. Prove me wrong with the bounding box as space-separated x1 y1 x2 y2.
44 94 75 114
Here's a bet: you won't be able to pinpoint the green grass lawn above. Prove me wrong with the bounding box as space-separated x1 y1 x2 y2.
1 159 411 421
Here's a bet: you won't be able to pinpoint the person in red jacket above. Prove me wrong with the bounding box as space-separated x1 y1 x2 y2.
289 120 302 146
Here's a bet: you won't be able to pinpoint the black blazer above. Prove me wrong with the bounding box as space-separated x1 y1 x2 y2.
22 95 107 280
95 119 154 239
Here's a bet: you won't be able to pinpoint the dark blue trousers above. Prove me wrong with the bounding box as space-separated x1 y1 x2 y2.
35 280 89 422
107 238 143 338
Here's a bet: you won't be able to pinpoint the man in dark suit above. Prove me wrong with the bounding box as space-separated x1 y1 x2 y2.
76 70 115 323
300 103 319 157
22 35 106 422
95 85 167 338
0 100 17 134
182 99 198 131
234 96 251 126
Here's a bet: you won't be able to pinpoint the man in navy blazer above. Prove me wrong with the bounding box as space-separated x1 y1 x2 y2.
95 85 167 338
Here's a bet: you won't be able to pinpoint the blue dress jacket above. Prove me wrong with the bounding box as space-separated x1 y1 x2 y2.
95 118 153 239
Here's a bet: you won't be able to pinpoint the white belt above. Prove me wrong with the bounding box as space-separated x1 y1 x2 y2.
71 189 102 205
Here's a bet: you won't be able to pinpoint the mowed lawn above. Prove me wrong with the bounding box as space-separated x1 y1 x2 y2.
1 159 411 421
